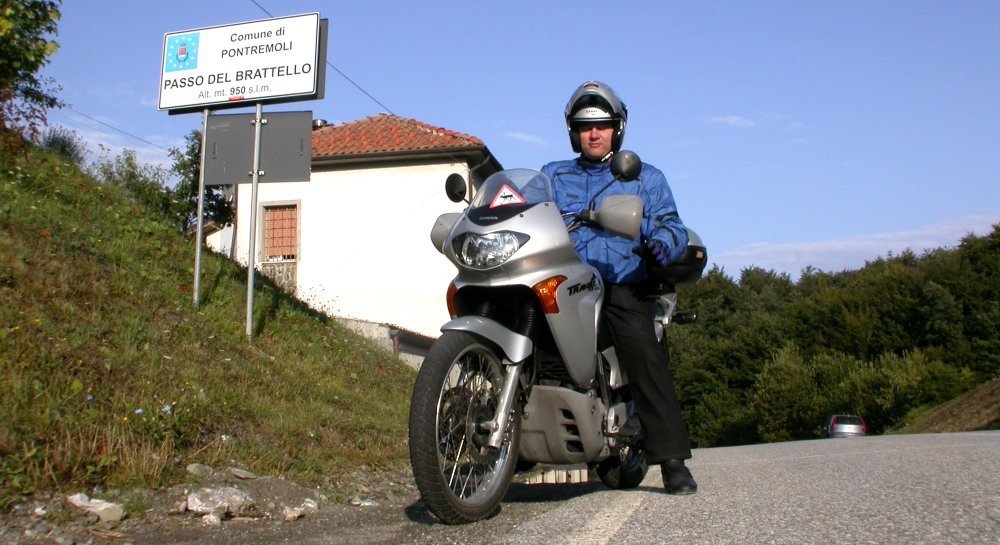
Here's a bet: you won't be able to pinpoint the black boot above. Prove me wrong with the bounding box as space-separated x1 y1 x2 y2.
661 459 697 495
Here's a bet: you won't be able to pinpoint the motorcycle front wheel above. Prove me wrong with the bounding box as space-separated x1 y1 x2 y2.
408 331 521 524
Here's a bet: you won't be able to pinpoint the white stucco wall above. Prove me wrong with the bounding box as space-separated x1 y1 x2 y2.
225 162 467 338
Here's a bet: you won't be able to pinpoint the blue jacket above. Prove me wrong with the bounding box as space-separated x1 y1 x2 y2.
541 157 688 285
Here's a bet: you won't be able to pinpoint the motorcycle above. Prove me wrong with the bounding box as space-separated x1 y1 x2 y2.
408 151 707 524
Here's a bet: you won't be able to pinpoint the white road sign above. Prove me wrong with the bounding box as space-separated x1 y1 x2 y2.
158 13 321 111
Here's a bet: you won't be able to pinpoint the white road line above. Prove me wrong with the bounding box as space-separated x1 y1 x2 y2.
564 491 646 545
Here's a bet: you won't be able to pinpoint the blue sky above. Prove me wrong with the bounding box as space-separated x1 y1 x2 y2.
42 1 998 279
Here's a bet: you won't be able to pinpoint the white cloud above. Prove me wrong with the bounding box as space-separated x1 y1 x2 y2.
43 120 177 188
72 126 174 169
708 115 755 127
713 216 999 279
505 131 546 147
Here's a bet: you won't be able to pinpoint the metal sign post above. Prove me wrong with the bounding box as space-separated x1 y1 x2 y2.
199 109 311 340
245 103 265 339
193 109 209 308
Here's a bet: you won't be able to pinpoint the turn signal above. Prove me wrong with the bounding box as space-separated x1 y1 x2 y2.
446 282 458 318
533 276 566 314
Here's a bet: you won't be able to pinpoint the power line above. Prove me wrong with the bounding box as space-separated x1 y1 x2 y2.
326 64 396 116
249 0 396 115
66 105 172 153
249 0 274 17
246 2 497 179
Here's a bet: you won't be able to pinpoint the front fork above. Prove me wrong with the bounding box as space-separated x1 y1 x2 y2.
485 361 524 449
441 309 533 451
477 298 539 450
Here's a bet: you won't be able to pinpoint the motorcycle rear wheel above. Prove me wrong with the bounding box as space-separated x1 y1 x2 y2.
596 441 648 489
408 331 521 524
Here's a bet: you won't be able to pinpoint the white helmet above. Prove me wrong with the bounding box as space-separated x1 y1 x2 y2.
564 81 628 153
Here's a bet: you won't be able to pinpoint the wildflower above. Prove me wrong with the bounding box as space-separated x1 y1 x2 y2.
161 404 172 415
134 408 144 415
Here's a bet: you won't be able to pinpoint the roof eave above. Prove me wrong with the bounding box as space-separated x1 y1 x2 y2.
312 145 503 174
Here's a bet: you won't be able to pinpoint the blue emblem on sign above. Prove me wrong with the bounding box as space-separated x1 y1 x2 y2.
165 33 200 72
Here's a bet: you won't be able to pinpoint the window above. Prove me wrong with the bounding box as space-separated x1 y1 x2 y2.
264 205 297 261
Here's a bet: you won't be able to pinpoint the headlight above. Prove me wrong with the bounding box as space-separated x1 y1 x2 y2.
452 231 529 270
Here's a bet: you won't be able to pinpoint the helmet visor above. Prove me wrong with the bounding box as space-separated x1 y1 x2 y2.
571 105 614 123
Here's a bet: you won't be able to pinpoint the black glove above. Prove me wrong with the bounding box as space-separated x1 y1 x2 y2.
635 237 671 267
647 239 671 267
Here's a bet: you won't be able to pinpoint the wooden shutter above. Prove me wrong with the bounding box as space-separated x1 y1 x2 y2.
264 205 297 261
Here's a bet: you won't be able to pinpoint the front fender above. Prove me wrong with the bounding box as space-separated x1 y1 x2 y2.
441 316 533 363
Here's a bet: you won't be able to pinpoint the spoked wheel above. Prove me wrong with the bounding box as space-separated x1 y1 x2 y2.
408 331 521 524
596 400 648 489
596 439 648 489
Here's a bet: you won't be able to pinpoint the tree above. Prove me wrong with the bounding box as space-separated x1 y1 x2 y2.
752 344 829 441
170 130 234 233
0 0 63 150
37 124 87 166
90 149 173 221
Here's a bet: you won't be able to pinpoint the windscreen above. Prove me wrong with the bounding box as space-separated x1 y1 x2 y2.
470 169 554 210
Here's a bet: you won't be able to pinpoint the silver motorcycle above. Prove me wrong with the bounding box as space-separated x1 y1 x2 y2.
408 151 706 524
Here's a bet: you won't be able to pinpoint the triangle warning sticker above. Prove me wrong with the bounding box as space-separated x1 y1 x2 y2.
490 184 527 208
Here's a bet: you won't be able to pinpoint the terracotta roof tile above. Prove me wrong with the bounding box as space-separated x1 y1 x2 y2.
312 113 485 157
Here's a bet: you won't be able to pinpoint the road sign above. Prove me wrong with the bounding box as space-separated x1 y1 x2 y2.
204 111 312 185
159 13 324 112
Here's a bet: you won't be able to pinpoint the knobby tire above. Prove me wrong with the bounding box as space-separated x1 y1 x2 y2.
408 331 521 524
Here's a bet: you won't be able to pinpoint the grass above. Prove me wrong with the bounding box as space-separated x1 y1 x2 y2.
0 146 416 508
893 377 1000 434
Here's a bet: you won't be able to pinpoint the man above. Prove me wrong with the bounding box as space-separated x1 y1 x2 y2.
541 81 697 495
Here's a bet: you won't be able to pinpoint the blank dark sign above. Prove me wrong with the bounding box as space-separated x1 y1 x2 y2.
204 111 312 185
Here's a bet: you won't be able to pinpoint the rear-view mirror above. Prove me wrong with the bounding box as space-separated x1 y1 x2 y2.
611 150 642 182
445 173 467 203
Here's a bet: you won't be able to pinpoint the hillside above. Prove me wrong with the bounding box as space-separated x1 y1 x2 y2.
0 147 416 507
895 377 1000 434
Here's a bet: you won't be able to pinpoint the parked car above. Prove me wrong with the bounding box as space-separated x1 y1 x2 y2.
824 415 867 438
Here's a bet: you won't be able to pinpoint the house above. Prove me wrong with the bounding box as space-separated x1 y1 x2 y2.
208 113 502 357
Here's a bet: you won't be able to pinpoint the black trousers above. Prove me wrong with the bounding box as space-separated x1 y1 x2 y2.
603 283 692 463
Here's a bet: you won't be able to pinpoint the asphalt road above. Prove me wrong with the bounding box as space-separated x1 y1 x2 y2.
498 431 1000 545
126 431 999 544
